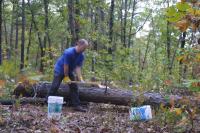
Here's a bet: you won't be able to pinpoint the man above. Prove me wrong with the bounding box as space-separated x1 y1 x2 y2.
47 39 88 112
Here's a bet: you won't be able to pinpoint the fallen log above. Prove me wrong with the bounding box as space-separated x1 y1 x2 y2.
13 82 133 106
0 82 199 108
0 97 46 105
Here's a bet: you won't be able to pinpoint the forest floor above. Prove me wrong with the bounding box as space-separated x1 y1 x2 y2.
0 103 200 133
0 89 200 133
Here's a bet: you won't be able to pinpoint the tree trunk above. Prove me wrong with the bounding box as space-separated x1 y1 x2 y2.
141 33 151 71
12 82 200 108
100 5 105 34
75 0 80 41
14 82 133 106
120 0 123 44
123 0 128 48
28 0 44 72
167 21 171 74
108 0 114 53
166 0 171 75
68 0 76 45
43 0 51 57
128 0 137 48
93 6 99 51
3 2 9 59
109 0 114 44
15 1 19 52
0 0 2 65
9 1 15 58
26 21 33 63
179 32 186 80
20 0 25 70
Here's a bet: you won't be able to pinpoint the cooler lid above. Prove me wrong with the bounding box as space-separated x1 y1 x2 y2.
48 96 64 104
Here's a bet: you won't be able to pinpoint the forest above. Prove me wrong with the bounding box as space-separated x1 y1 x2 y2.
0 0 200 132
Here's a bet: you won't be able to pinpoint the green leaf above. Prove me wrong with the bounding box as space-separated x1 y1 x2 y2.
176 2 191 12
167 12 184 22
166 6 177 17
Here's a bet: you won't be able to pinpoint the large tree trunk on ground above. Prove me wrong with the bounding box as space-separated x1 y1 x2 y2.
13 82 132 106
8 82 200 108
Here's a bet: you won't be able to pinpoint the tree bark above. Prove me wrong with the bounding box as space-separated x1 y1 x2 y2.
179 32 186 80
68 0 76 45
14 82 133 106
128 0 137 48
12 82 200 108
141 33 151 71
3 2 9 59
26 21 33 63
43 0 51 57
20 0 25 70
123 0 128 48
15 1 19 52
0 0 2 65
75 0 80 41
109 0 114 44
108 0 114 53
28 0 44 72
167 21 171 74
120 0 123 44
9 1 15 58
166 0 172 75
93 6 99 51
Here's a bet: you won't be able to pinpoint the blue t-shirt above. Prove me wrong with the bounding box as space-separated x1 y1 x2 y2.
54 47 84 75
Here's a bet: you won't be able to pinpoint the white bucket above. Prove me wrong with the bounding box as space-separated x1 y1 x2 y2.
130 105 152 121
48 96 64 120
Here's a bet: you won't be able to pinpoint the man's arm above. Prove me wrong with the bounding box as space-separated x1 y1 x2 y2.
75 66 83 81
63 52 71 82
64 64 69 77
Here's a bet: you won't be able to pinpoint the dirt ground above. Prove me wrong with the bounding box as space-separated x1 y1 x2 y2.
0 102 200 133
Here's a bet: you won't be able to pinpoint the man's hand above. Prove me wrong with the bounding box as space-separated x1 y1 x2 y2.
63 76 71 83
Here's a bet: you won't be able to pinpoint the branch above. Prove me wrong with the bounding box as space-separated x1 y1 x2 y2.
169 35 181 71
130 12 152 36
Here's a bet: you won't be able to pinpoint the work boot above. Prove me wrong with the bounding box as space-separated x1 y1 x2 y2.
73 106 87 112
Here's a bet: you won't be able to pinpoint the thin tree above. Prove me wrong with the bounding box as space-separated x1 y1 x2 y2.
9 0 16 58
179 32 187 79
120 0 124 43
93 6 99 51
123 0 128 47
15 0 19 51
128 0 137 48
0 0 2 65
2 2 9 59
108 0 114 53
141 33 151 71
43 0 51 57
75 0 80 41
26 22 32 62
166 0 171 75
68 0 76 45
28 0 44 72
20 0 25 70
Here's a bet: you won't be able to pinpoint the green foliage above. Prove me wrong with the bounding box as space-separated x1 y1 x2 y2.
176 2 191 12
166 2 190 22
183 80 200 92
0 60 19 79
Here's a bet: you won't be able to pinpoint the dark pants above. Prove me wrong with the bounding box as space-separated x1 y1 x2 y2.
47 72 80 107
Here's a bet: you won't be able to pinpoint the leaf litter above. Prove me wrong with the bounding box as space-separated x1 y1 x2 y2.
0 102 200 133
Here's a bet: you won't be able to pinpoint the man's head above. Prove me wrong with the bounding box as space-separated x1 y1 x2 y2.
75 39 89 53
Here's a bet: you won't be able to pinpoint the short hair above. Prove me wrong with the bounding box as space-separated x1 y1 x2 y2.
77 39 88 46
